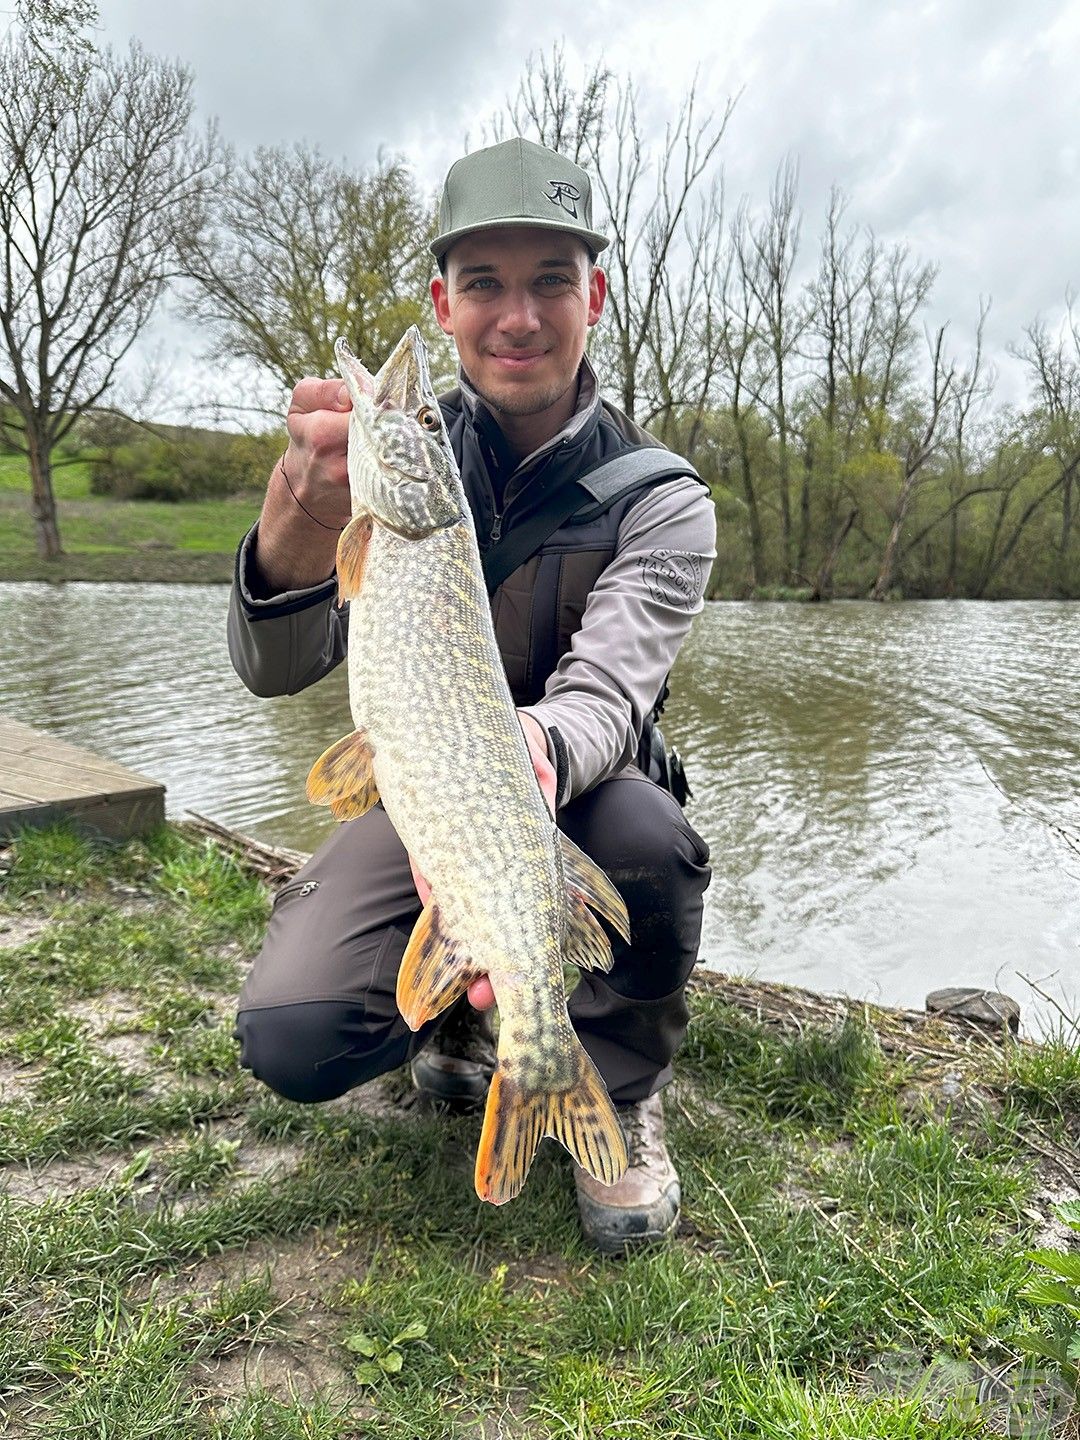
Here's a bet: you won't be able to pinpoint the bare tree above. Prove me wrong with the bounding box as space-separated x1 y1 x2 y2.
742 158 810 576
1014 301 1080 581
14 0 97 54
502 47 734 425
180 145 440 400
0 37 220 557
720 202 768 587
493 40 609 166
869 325 956 599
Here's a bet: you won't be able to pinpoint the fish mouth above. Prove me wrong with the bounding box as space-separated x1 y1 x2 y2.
334 337 375 409
374 325 434 416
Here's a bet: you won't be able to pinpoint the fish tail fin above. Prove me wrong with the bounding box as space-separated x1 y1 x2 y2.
474 1043 628 1206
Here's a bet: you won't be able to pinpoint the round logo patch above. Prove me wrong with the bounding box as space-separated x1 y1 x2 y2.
638 550 702 610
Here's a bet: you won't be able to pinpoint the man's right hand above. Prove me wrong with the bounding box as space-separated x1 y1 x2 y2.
249 377 357 596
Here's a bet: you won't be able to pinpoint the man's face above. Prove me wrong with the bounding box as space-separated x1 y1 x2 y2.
430 227 606 420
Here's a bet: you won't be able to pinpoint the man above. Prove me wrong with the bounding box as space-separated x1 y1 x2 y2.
228 136 715 1253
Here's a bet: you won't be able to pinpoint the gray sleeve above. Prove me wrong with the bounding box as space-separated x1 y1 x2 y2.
226 523 349 697
518 476 716 804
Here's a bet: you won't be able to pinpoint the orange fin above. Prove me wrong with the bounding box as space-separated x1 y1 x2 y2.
558 832 630 944
336 514 372 606
564 892 615 973
306 729 378 820
474 1044 628 1206
396 899 480 1031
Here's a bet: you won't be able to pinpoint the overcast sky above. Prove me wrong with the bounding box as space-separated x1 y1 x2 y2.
90 0 1080 424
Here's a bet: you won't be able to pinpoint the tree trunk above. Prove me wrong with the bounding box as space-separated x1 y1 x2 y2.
736 418 764 588
777 418 791 576
796 437 813 578
27 423 63 559
946 503 959 596
810 507 857 601
870 476 915 600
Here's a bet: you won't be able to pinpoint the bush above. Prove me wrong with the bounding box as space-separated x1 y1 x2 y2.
91 428 284 501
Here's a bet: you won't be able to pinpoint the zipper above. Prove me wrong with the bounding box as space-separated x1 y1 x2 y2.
489 509 503 545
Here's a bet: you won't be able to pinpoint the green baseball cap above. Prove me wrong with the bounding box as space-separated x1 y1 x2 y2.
430 136 610 263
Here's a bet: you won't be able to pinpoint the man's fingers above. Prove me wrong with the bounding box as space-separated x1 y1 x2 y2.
289 377 352 416
468 976 495 1011
409 855 431 907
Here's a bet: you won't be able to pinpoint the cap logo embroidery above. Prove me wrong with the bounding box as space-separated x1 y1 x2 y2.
545 180 581 218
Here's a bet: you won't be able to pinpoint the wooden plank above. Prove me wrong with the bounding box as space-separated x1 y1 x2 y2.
0 751 161 800
0 715 166 841
0 718 157 785
0 741 140 782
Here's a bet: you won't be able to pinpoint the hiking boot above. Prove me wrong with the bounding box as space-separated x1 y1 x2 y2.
410 998 496 1108
573 1091 680 1254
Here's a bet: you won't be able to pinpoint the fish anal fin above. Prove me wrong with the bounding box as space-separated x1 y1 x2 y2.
558 831 631 944
475 1045 628 1206
565 892 615 973
336 514 372 606
396 899 479 1031
306 729 379 820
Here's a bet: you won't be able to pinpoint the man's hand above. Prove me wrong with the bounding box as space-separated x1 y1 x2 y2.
408 711 557 1013
251 377 362 594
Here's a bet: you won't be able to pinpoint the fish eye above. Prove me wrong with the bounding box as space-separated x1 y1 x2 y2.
417 406 441 432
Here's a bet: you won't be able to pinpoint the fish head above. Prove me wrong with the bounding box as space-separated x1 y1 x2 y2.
335 328 462 539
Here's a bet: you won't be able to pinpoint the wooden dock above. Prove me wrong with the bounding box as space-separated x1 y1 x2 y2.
0 716 165 840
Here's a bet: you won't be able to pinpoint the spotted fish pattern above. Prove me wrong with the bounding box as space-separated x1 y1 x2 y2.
306 328 629 1204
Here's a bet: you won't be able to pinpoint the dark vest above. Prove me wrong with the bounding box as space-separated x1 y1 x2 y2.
439 387 704 709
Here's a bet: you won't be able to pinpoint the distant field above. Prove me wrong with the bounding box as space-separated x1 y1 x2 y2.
0 454 262 583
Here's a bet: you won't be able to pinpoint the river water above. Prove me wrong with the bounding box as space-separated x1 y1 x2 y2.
2 583 1077 1034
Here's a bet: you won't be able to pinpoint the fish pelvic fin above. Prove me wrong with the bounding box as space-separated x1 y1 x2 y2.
396 899 480 1031
564 892 615 973
336 514 372 606
474 1045 628 1206
558 831 631 945
306 729 379 821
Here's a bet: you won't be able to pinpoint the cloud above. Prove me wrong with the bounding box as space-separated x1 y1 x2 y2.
92 0 1080 416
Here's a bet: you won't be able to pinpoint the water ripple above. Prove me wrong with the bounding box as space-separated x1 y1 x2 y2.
1 584 1077 1033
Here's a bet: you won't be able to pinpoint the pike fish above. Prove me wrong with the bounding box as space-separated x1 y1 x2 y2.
305 326 630 1205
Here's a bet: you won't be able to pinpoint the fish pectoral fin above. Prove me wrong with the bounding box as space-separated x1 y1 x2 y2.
305 728 379 820
396 899 480 1030
564 892 615 973
475 1045 628 1206
336 514 372 606
558 832 631 944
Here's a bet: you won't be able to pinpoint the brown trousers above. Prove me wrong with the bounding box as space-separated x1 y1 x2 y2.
235 768 711 1107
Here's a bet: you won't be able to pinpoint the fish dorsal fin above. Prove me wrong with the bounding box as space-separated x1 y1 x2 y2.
336 514 372 606
396 898 482 1030
558 832 630 944
306 729 379 821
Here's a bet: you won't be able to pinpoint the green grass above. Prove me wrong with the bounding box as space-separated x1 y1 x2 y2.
0 451 262 581
0 820 1075 1436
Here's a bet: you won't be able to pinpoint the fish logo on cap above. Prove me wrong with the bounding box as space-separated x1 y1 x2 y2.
545 180 581 218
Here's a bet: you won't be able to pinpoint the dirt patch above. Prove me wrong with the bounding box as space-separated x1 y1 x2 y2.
0 912 50 949
0 1058 33 1105
67 992 156 1070
192 1340 351 1406
0 1151 127 1201
1024 1173 1080 1251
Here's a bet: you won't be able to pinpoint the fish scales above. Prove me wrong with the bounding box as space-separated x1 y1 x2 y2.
306 327 630 1203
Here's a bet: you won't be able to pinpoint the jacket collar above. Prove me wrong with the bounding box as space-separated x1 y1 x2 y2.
456 354 601 480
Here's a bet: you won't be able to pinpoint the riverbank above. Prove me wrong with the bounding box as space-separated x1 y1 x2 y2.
0 458 258 583
1 820 1078 1436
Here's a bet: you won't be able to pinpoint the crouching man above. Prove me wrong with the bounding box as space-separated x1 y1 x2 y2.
228 136 715 1252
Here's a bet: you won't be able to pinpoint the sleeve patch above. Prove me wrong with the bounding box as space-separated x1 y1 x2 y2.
637 550 703 610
